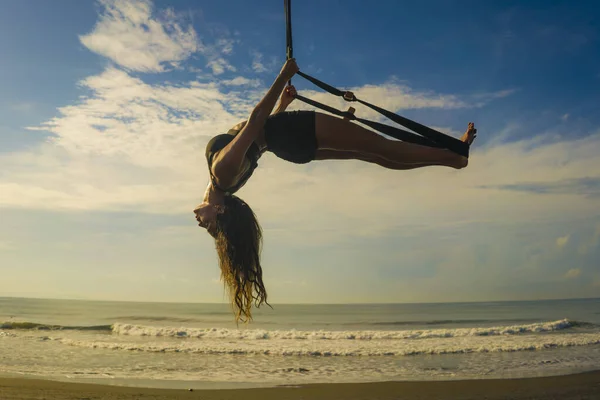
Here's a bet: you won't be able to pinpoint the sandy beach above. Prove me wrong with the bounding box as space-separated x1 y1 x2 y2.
0 371 598 400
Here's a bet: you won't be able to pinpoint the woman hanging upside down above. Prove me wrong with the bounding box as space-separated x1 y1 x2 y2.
194 58 477 323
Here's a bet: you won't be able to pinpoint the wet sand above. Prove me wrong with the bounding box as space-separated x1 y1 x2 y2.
0 371 599 400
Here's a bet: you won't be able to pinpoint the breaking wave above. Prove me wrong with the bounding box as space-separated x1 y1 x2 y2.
111 319 577 340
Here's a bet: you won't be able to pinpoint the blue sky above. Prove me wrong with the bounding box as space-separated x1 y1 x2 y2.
1 0 599 305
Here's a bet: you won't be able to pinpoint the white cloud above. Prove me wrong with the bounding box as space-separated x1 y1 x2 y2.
0 61 597 248
564 268 581 279
80 0 199 73
556 235 570 249
471 88 519 106
288 81 512 125
197 29 238 75
561 113 570 122
220 77 261 87
3 66 513 218
206 57 236 75
26 67 243 166
251 50 268 73
216 38 235 55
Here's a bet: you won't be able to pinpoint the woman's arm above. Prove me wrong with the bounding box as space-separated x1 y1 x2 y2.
271 85 297 115
211 60 298 187
227 85 297 133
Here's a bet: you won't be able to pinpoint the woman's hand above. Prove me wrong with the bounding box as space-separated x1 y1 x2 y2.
279 58 299 80
279 85 297 108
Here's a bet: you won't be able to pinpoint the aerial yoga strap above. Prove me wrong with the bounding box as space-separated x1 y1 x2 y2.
283 0 469 158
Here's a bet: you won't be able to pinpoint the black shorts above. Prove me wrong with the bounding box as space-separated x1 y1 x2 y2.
264 110 317 164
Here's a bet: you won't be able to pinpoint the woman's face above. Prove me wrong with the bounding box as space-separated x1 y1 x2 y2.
193 202 220 236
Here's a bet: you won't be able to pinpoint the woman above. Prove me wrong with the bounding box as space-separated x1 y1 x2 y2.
194 58 477 323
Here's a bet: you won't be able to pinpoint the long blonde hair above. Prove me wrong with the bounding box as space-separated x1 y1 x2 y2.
214 194 269 323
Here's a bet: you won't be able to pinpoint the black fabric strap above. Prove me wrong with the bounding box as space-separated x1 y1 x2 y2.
294 94 352 119
356 118 444 148
285 0 293 60
355 98 467 156
285 0 294 87
296 71 468 157
297 71 346 97
297 94 441 147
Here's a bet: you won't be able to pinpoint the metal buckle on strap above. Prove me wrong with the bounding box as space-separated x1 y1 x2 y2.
343 91 356 102
343 107 356 121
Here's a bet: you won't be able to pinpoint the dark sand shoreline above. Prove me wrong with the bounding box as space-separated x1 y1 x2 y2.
1 371 599 400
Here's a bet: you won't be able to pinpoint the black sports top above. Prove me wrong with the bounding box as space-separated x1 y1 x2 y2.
205 130 262 194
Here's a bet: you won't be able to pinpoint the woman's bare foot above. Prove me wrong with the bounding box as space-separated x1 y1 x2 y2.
456 122 477 169
461 122 477 145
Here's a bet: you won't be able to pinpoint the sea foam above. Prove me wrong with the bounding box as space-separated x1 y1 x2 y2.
57 332 600 356
111 319 574 340
44 319 600 357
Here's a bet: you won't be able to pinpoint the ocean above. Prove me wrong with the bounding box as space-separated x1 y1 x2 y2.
0 297 599 389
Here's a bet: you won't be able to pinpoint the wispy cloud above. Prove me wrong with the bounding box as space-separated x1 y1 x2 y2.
80 0 199 73
564 268 581 279
216 38 235 55
197 26 238 75
220 77 261 87
206 57 236 75
250 50 268 73
479 177 600 198
556 235 570 249
291 77 516 123
285 82 510 132
471 88 519 106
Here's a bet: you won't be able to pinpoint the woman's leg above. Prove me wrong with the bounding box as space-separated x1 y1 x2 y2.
315 149 456 170
314 113 472 169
